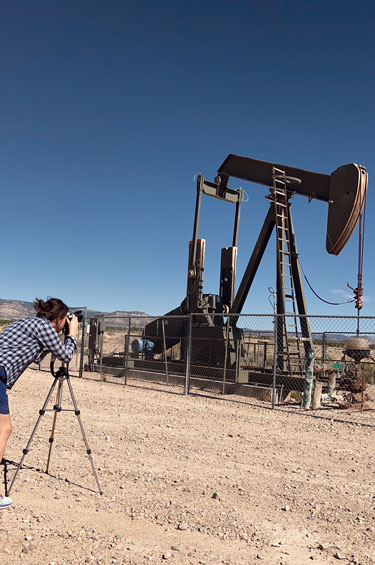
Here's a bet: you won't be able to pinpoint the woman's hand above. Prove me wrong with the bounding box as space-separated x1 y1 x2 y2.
68 314 79 337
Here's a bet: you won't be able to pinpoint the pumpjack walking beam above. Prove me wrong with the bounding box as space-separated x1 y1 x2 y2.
217 154 367 256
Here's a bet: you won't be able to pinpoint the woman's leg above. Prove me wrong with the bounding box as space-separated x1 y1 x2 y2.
0 382 13 506
0 413 12 463
0 413 13 506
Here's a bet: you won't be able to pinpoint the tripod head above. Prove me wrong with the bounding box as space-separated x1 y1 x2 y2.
50 360 69 379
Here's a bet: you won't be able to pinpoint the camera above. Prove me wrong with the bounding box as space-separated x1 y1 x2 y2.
67 310 84 323
64 310 84 334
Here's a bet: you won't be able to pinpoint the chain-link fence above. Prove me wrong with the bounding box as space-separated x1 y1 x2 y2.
19 310 375 426
81 314 191 391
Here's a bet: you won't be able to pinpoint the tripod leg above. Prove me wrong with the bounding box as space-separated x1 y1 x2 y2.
2 458 8 496
7 377 59 495
46 378 63 474
65 376 103 495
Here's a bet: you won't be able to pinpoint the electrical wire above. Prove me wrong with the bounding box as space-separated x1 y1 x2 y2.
298 258 355 306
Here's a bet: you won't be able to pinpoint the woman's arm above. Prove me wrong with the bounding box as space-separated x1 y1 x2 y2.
37 320 77 363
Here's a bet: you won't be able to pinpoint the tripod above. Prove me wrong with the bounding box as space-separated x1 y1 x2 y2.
5 360 102 496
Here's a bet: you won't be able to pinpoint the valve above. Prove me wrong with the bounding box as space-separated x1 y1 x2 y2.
354 287 363 310
347 282 363 310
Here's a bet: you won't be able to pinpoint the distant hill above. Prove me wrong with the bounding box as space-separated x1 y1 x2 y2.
0 299 35 320
0 299 152 328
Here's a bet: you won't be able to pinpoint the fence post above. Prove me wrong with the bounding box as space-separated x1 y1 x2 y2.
222 318 230 395
302 348 315 409
162 319 169 384
272 312 278 408
99 324 104 378
75 319 80 369
78 310 87 378
184 315 193 395
124 317 131 385
322 331 326 365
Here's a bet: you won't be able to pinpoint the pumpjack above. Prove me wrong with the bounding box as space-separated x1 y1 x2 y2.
90 154 367 391
141 155 367 389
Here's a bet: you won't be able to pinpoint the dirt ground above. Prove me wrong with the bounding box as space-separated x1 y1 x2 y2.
0 368 374 565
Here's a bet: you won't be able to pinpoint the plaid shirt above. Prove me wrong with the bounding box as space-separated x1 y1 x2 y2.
0 316 77 389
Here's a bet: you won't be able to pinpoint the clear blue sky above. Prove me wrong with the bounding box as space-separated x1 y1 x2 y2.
1 1 374 316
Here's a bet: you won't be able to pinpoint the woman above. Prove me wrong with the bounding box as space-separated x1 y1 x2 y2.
0 297 78 508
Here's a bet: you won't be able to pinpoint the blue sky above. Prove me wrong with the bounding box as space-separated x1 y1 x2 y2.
0 1 374 316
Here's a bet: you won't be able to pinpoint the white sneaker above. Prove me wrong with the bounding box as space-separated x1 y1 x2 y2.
0 494 12 509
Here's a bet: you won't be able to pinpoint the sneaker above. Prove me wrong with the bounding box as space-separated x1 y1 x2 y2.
0 494 12 509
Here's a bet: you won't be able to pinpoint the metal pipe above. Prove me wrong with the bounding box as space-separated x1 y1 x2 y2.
222 319 230 395
99 328 104 378
162 319 169 384
75 322 80 368
272 312 278 409
184 315 193 395
124 318 131 385
79 309 87 378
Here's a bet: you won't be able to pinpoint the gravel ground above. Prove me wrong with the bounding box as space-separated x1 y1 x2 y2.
0 368 374 564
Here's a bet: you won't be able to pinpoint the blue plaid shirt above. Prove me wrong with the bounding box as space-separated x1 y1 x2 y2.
0 317 77 389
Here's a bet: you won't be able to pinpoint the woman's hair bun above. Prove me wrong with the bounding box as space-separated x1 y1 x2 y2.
33 297 69 321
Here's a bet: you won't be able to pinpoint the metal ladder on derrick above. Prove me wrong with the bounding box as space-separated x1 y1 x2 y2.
272 166 304 374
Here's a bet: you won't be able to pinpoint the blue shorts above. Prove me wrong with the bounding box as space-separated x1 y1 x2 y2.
0 368 9 415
